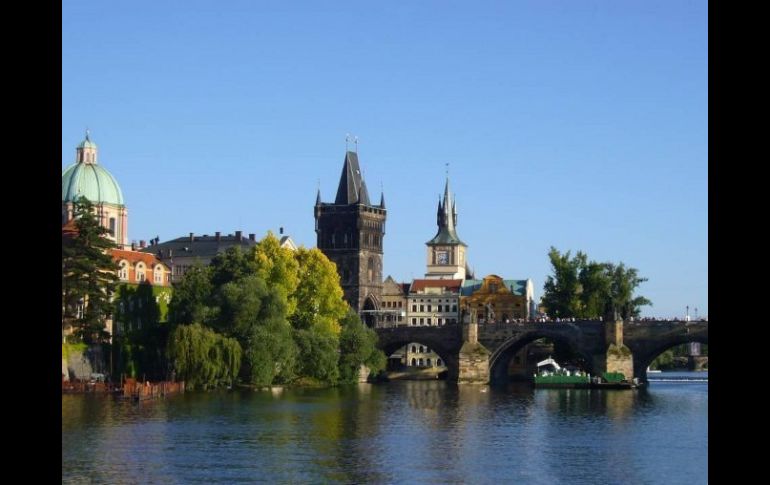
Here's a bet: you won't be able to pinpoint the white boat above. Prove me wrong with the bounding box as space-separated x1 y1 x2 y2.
647 366 662 374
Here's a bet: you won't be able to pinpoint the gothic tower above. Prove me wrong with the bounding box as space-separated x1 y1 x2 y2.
425 176 467 279
315 151 386 325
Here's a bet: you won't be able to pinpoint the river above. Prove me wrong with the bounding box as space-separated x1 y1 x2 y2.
62 371 707 484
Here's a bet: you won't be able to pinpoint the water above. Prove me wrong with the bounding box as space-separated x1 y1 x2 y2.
62 372 707 484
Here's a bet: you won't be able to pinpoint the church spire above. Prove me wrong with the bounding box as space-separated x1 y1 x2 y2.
335 151 371 205
76 129 98 164
426 174 465 246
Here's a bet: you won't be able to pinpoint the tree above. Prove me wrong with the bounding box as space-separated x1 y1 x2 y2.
292 247 348 334
542 247 585 318
62 196 118 343
542 247 651 319
251 232 300 317
166 323 242 390
168 261 215 326
338 310 386 383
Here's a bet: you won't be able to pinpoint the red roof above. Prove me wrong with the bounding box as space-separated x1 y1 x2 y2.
111 249 168 269
409 279 463 292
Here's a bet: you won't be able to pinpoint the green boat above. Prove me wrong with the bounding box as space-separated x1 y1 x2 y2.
533 357 591 388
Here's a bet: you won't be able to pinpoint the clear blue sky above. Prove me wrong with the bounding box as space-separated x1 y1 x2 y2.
62 0 707 319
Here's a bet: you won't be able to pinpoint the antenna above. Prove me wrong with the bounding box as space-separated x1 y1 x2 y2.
445 162 449 178
345 133 350 151
354 136 359 153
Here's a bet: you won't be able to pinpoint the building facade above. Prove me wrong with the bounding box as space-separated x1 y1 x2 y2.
62 131 129 249
315 151 386 325
406 279 462 326
460 275 535 322
380 276 409 327
111 249 172 336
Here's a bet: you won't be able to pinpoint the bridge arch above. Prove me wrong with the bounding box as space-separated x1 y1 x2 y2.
362 295 379 328
632 333 709 383
488 330 595 386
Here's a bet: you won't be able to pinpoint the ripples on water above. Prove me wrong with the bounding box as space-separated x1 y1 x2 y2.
63 373 707 484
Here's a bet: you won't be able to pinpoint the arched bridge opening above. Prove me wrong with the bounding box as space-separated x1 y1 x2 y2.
632 333 709 384
488 331 595 387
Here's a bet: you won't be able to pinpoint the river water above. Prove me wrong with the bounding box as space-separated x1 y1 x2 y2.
62 371 707 484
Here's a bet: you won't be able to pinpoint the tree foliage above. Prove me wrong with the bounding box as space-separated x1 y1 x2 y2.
338 310 386 383
166 323 242 390
542 247 652 319
62 196 118 343
165 233 375 389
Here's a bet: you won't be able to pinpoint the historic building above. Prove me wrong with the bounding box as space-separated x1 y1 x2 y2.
380 276 409 327
315 150 386 325
407 279 462 326
141 229 296 283
460 275 535 322
425 176 467 280
62 131 129 249
111 250 172 337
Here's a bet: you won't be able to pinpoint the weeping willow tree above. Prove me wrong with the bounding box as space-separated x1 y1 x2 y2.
167 323 242 390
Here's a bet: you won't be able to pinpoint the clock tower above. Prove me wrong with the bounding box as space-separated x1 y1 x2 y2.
425 176 467 280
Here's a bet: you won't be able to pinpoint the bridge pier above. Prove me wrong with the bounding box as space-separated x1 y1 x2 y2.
593 318 634 380
457 312 490 384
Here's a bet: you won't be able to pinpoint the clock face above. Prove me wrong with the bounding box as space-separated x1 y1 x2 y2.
437 251 448 265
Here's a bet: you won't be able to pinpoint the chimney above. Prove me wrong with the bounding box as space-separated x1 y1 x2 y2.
235 230 242 240
139 240 146 248
189 232 194 242
131 241 137 251
215 231 221 242
249 233 256 241
280 227 284 235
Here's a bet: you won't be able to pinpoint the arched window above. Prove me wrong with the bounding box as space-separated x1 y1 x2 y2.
411 345 416 353
419 345 424 353
427 358 432 366
437 358 443 366
411 358 416 366
154 265 164 284
109 217 116 236
419 358 424 366
118 261 129 281
136 262 146 282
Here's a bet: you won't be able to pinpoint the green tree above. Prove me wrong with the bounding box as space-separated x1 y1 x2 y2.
166 323 242 390
542 247 585 318
542 247 651 319
218 275 297 386
62 196 118 343
338 310 386 383
292 247 348 334
252 232 300 317
293 328 340 385
168 261 215 325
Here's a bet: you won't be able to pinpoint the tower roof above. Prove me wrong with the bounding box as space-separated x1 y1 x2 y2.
427 176 465 245
334 151 371 205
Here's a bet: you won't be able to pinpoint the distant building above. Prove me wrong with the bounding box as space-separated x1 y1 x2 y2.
140 230 296 283
425 176 467 280
407 279 462 326
460 275 535 322
380 276 409 327
111 249 172 337
62 131 129 249
315 150 386 325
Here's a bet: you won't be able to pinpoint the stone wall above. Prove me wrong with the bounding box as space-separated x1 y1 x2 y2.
457 341 490 384
63 345 108 381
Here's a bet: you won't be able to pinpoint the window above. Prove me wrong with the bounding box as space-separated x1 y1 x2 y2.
419 345 424 353
154 265 163 284
411 345 416 353
438 305 443 312
452 305 457 312
411 318 417 326
427 358 432 366
419 358 424 366
427 318 432 325
118 261 128 280
427 305 432 312
135 262 146 282
419 318 424 325
420 305 424 312
109 217 116 236
411 358 417 366
412 305 417 312
437 318 442 325
437 358 443 366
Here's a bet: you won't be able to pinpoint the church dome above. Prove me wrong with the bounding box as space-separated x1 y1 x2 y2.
62 132 124 206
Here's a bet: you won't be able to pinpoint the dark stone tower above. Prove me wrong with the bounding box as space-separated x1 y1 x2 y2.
315 151 386 326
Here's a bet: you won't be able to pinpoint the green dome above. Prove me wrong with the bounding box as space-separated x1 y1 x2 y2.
62 162 124 206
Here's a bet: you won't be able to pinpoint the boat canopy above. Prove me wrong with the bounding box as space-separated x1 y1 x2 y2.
536 357 561 371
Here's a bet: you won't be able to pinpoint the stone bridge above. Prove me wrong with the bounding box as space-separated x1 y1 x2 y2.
375 319 708 385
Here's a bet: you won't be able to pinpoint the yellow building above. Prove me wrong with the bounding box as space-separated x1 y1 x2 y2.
460 275 535 323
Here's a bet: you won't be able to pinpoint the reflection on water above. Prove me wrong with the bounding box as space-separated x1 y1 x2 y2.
63 376 707 484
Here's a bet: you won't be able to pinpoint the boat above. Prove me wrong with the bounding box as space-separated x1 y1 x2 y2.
646 366 662 374
533 357 639 389
533 357 591 388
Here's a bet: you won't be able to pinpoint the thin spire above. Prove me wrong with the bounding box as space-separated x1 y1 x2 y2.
85 128 91 141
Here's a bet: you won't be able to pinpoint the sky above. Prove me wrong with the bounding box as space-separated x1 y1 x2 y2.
62 0 707 319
